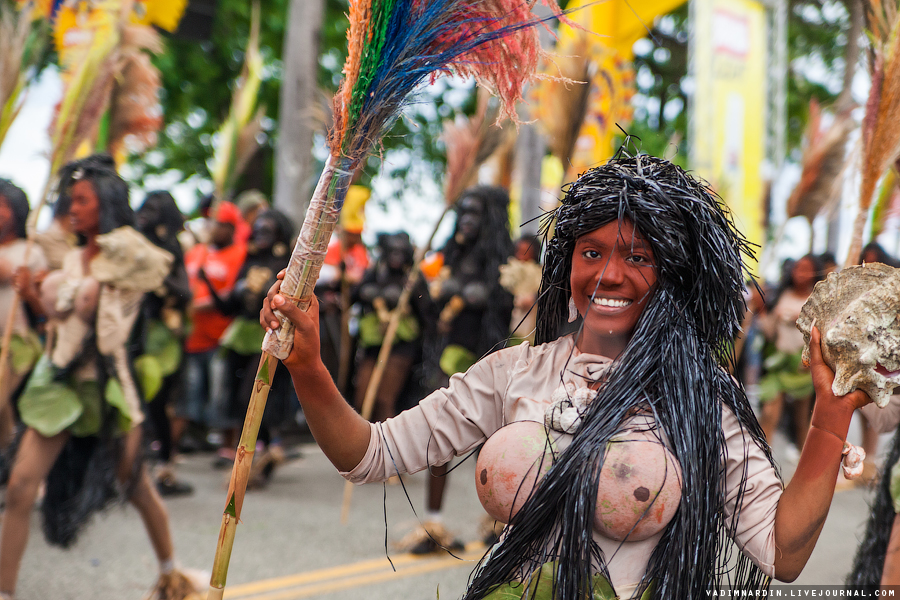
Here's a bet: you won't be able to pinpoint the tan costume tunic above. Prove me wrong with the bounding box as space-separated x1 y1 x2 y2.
20 227 173 437
343 335 782 594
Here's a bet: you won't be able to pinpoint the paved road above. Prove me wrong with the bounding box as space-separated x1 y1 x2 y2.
10 420 886 600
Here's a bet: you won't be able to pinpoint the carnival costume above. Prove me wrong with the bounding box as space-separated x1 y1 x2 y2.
342 152 778 599
848 396 900 584
354 232 433 422
17 226 172 546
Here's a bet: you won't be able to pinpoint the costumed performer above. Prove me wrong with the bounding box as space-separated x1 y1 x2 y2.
402 185 514 553
201 208 297 488
353 231 435 424
261 150 870 599
135 190 194 497
757 254 826 450
0 180 47 462
0 160 199 600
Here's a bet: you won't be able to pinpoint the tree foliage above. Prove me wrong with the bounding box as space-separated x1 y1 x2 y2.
626 1 855 163
133 0 859 211
133 0 475 210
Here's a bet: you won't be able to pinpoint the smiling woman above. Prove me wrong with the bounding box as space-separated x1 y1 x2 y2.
263 148 871 600
569 220 657 357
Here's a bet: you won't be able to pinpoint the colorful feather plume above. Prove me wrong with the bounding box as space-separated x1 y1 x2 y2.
329 0 565 164
849 0 900 265
208 1 265 202
0 2 32 148
786 99 853 222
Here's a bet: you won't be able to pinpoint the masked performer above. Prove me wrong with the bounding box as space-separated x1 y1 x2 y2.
0 161 197 600
135 190 194 496
353 231 433 424
263 151 869 599
202 208 296 487
401 186 513 552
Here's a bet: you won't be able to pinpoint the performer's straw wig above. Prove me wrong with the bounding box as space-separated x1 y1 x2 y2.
462 148 776 599
0 178 30 239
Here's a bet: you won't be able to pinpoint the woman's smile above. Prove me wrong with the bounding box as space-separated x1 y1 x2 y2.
570 219 657 357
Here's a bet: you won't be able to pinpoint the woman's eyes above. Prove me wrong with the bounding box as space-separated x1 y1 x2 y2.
581 249 651 264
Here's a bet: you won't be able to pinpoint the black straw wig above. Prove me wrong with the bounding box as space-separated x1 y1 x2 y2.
461 150 776 599
0 178 30 239
846 427 900 584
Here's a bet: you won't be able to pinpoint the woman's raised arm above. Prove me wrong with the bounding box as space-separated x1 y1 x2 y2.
772 326 871 581
261 272 372 472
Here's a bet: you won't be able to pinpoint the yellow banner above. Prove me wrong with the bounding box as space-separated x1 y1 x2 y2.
555 0 688 171
690 0 767 271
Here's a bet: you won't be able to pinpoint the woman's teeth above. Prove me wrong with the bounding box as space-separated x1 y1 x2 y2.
592 297 631 308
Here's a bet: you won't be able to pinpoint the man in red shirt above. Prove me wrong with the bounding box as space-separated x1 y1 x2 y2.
173 202 247 453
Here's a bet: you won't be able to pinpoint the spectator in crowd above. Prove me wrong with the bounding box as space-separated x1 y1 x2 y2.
178 202 247 459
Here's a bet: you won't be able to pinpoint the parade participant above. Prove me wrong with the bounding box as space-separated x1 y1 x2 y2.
201 208 296 487
757 254 826 450
500 234 543 345
400 185 513 553
235 189 269 243
0 180 47 457
353 231 433 424
135 190 194 496
263 150 870 598
178 201 247 459
0 161 198 599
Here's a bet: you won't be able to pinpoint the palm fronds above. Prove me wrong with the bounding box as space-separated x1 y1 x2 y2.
106 24 164 158
208 1 264 202
49 0 125 175
785 99 853 222
530 30 635 182
442 90 508 205
849 0 900 264
0 2 36 147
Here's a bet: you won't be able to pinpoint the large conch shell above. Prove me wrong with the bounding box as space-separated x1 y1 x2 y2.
796 263 900 407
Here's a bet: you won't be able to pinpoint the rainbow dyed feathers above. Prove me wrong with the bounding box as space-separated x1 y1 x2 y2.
331 0 564 162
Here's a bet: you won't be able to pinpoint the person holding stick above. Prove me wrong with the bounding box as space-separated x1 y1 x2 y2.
0 160 198 600
262 150 870 598
0 180 47 466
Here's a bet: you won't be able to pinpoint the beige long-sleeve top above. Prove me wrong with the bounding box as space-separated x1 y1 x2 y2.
342 335 782 593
